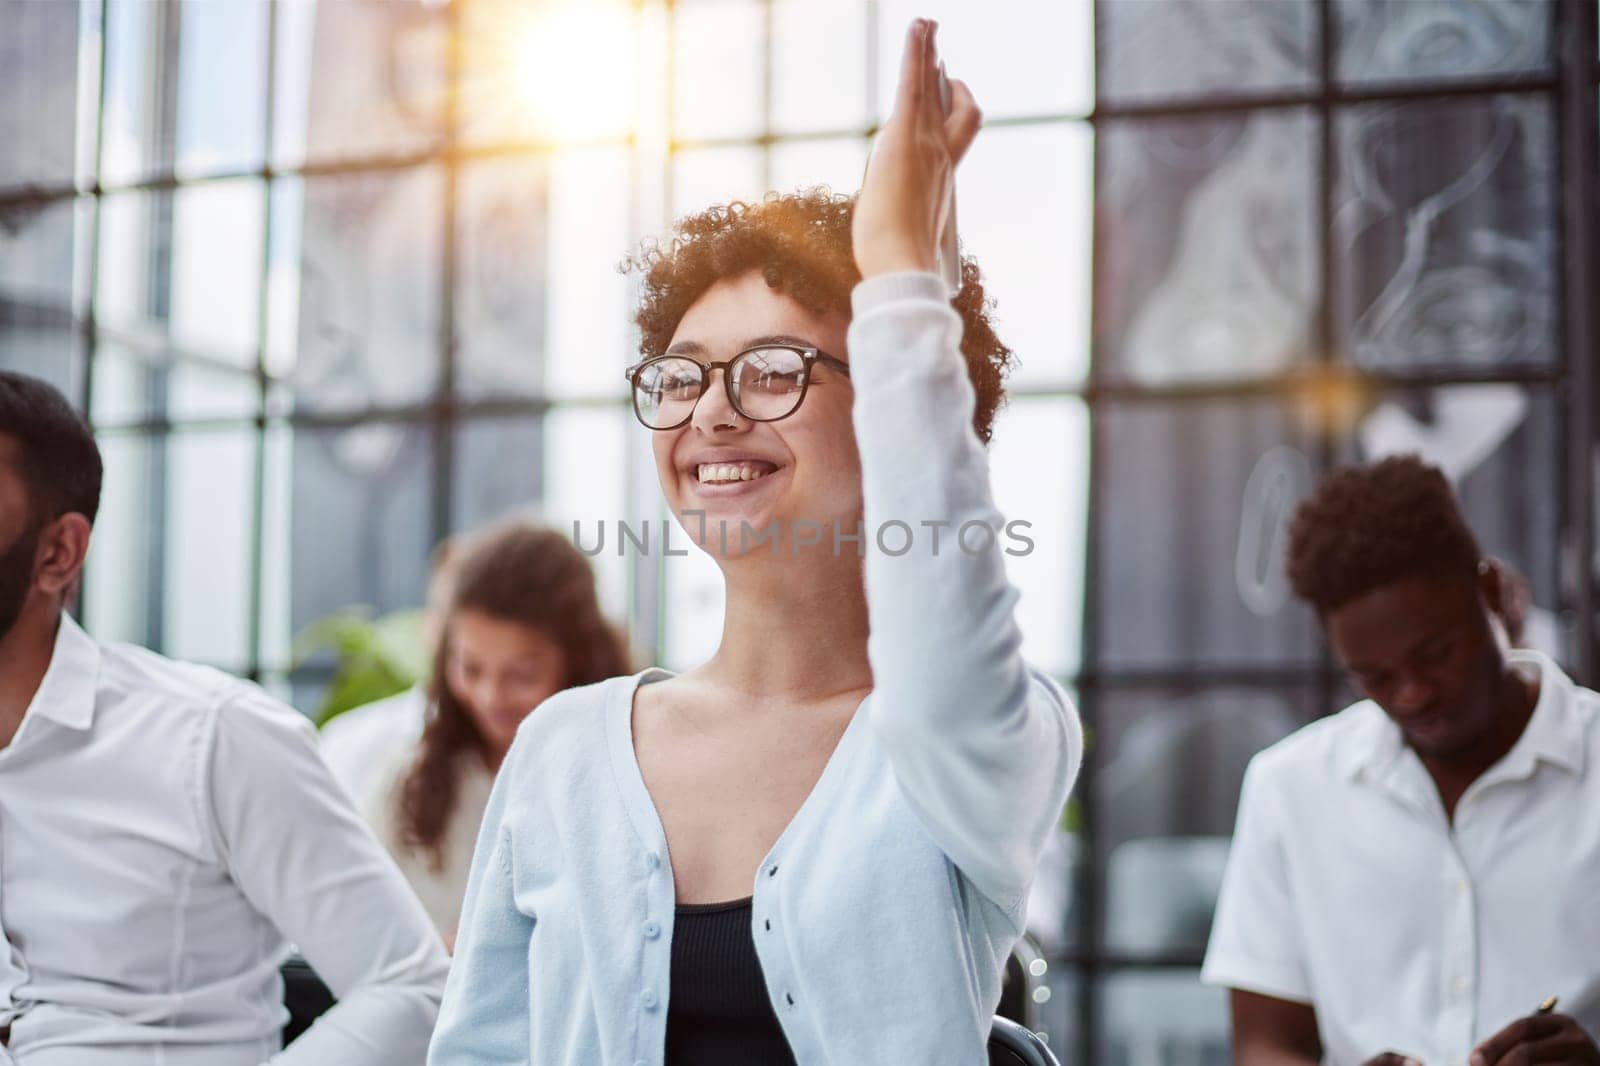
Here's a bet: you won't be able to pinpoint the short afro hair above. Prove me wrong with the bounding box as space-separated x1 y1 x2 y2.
0 371 102 528
623 187 1015 443
1287 454 1482 614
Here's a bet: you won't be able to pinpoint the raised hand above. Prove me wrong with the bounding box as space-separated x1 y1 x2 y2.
852 18 981 280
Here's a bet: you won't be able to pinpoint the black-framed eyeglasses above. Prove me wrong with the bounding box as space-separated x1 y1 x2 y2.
622 345 851 431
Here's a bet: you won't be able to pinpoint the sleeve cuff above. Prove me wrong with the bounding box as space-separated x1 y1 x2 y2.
1199 953 1314 1005
851 271 949 316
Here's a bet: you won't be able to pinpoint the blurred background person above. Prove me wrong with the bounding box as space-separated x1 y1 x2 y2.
366 518 631 942
321 536 459 806
1203 456 1600 1066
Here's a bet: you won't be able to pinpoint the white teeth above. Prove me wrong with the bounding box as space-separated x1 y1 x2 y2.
697 462 775 484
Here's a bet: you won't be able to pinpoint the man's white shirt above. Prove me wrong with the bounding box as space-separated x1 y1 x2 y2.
0 614 448 1065
1203 650 1600 1066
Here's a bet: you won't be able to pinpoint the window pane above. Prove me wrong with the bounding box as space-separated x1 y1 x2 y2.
1335 0 1553 87
989 397 1089 678
173 0 268 177
458 0 637 146
768 137 868 200
456 156 548 400
1096 399 1321 670
877 0 1093 120
1096 110 1318 384
772 0 867 135
93 180 264 422
272 0 447 169
95 181 266 366
291 167 444 412
171 179 265 361
452 414 543 533
1333 95 1556 371
0 0 85 191
1096 0 1316 103
103 0 268 184
673 0 764 142
85 431 159 647
100 0 166 185
259 422 292 670
1351 383 1564 660
959 123 1092 387
162 428 256 667
545 147 633 399
264 177 303 386
0 195 87 402
282 420 435 654
1095 685 1320 956
671 146 764 219
1099 971 1229 1066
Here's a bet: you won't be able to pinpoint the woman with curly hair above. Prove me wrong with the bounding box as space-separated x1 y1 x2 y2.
364 518 631 945
430 21 1081 1065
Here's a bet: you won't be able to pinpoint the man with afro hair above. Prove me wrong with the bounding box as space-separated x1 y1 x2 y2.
1202 455 1600 1066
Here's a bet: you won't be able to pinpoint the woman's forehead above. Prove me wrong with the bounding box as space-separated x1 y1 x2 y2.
670 272 848 355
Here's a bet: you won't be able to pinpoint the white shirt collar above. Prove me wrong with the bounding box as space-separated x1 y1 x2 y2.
21 612 100 733
1339 648 1587 785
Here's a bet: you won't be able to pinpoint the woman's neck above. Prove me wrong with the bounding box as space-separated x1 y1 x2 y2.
702 548 872 702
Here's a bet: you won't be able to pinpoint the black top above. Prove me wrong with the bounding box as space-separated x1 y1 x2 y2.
664 897 798 1066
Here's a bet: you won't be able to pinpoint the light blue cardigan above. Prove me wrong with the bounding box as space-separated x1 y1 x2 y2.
428 272 1084 1065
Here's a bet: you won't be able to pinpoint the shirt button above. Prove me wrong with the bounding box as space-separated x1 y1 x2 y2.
1453 977 1469 996
643 920 661 940
641 989 659 1010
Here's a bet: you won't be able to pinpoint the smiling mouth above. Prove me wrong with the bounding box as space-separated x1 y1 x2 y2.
695 461 780 485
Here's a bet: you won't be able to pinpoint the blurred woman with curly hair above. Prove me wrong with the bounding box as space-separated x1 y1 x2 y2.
432 21 1082 1065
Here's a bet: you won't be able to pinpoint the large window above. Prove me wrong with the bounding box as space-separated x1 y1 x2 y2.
1 1 1596 1062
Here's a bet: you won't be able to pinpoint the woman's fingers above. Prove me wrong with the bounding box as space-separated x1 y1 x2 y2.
922 23 944 126
943 77 982 165
893 18 930 120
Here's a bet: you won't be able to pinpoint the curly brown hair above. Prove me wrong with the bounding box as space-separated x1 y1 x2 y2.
395 520 632 870
623 187 1015 443
1286 454 1483 615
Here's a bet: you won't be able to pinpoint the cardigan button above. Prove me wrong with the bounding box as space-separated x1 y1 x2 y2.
641 989 659 1010
643 920 661 940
